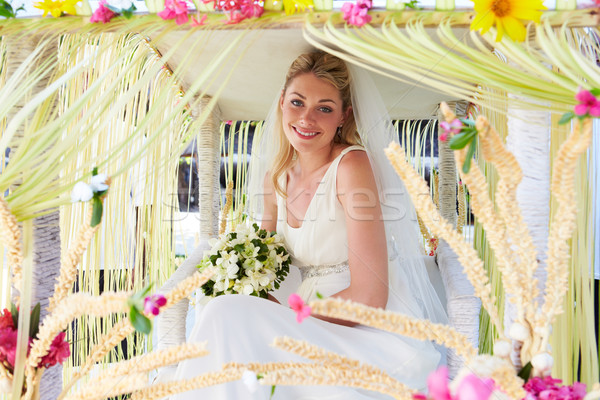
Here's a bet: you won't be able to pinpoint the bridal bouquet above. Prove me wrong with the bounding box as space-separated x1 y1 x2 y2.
197 223 290 298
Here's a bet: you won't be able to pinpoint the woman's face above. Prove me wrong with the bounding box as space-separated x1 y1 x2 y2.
280 72 346 155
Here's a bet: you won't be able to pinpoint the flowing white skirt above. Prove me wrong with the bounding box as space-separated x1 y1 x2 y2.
171 294 440 400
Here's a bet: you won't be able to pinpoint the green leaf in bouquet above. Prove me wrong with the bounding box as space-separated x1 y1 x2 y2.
251 238 262 248
234 244 245 254
210 254 219 264
590 88 600 97
518 361 533 382
228 232 237 240
257 255 268 262
459 118 475 127
129 306 152 334
270 385 276 399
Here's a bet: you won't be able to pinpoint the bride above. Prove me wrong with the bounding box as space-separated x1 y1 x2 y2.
172 51 447 399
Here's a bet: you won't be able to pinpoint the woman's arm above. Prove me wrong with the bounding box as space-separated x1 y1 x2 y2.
261 172 278 232
313 150 389 326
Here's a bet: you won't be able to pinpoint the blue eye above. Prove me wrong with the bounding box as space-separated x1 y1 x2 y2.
291 99 303 107
319 107 333 113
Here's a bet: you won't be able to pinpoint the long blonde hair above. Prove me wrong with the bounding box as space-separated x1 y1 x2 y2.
270 51 361 197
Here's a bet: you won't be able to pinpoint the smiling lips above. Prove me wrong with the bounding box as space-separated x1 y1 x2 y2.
293 126 319 138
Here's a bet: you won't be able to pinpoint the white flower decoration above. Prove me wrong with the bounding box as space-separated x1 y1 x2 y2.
531 352 553 373
71 182 94 202
242 370 259 393
90 173 109 192
493 340 511 358
0 376 12 394
508 322 530 342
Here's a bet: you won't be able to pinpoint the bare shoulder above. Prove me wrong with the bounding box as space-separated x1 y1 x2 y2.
337 148 375 188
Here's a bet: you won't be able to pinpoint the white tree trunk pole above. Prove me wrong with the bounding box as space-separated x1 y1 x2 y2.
505 97 550 367
154 96 220 382
437 101 481 378
5 35 63 400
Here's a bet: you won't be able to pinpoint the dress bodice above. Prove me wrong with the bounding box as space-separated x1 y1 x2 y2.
276 145 364 301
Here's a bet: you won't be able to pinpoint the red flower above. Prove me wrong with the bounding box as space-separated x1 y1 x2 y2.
190 13 207 26
0 309 14 330
38 331 70 368
143 294 167 316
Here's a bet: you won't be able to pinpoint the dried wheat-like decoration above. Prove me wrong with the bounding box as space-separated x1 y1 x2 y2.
48 205 98 313
260 361 413 400
99 342 208 379
62 373 148 400
487 359 526 399
534 117 593 355
219 180 234 235
27 292 130 370
475 114 540 326
417 214 432 243
58 319 136 400
129 364 245 400
0 197 22 294
457 183 465 235
385 142 505 339
440 104 531 329
270 336 413 397
309 297 477 361
165 267 215 305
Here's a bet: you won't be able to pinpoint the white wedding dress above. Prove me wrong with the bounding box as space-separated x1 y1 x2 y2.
172 146 441 399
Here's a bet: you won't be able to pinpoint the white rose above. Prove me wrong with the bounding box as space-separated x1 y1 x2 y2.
90 173 109 192
242 371 259 393
71 182 93 202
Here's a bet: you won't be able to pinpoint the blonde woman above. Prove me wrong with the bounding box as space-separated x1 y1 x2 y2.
173 51 446 399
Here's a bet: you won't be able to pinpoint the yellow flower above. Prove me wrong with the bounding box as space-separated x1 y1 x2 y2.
34 0 78 17
470 0 546 42
282 0 313 15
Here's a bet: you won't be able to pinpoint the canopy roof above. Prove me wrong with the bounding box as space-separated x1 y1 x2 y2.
154 27 461 120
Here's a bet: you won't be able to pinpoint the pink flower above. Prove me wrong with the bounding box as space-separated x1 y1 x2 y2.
439 119 462 141
288 293 311 323
158 0 189 25
38 331 70 368
574 89 600 117
341 0 372 27
144 294 167 316
524 376 586 400
90 1 116 23
427 367 451 400
0 328 18 366
240 0 263 18
455 374 494 400
190 13 207 26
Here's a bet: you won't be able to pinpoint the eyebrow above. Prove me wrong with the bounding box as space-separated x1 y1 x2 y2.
290 92 337 105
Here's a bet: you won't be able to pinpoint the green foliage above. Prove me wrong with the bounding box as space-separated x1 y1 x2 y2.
127 284 153 335
0 0 25 18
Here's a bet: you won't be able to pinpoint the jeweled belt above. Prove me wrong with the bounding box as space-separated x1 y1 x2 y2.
299 261 350 280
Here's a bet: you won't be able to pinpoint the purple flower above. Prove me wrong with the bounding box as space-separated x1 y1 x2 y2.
524 376 586 400
574 89 600 117
144 294 167 316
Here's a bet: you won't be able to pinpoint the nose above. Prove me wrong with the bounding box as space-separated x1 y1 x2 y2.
298 108 315 125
